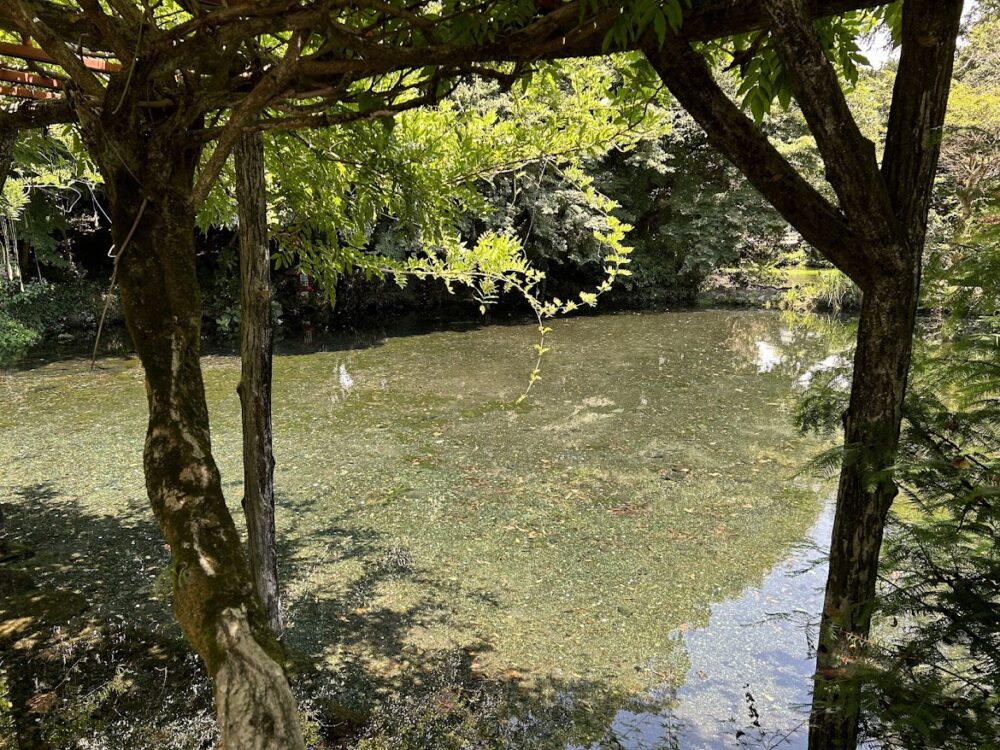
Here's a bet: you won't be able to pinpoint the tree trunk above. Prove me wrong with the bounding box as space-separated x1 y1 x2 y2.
0 124 22 292
0 125 14 556
809 263 919 749
234 131 282 636
642 5 961 743
103 146 305 749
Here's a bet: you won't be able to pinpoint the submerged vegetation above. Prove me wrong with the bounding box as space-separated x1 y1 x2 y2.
3 311 836 747
1 1 998 749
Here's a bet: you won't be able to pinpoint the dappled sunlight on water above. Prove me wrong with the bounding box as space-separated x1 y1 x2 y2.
0 309 850 746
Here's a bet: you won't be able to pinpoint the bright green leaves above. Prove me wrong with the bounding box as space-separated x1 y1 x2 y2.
599 0 689 50
711 10 886 124
1 126 101 274
203 57 661 401
379 191 634 403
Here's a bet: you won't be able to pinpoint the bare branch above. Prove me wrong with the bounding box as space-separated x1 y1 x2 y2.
881 0 964 245
765 0 896 248
644 35 873 287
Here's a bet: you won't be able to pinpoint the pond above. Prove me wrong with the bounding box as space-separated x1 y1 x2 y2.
0 308 852 748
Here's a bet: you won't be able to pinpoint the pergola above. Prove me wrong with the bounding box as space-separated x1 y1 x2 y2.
0 40 118 102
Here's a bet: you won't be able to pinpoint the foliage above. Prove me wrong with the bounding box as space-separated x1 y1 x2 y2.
861 340 1000 749
1 127 102 277
203 59 651 387
955 15 1000 89
700 7 892 124
201 58 659 276
780 269 859 313
0 279 120 349
0 312 39 363
465 98 791 305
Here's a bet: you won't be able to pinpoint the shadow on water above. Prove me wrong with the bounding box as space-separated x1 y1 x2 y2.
274 498 677 749
1 487 832 749
2 483 673 749
1 309 853 748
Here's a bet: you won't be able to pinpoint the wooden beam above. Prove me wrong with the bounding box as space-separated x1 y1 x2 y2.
0 68 62 89
0 83 60 100
0 41 120 73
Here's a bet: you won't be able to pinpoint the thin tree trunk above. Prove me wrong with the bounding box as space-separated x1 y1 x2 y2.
103 147 305 749
808 266 919 749
234 130 282 636
0 125 18 290
0 125 14 556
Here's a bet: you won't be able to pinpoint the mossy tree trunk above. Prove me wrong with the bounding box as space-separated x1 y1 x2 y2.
234 130 283 636
646 2 963 747
89 107 305 748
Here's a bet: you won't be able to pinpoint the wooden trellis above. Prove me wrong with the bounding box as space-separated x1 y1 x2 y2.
0 40 119 101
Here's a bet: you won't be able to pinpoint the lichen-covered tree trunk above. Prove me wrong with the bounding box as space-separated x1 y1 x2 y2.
808 264 919 749
644 4 961 745
101 140 304 749
234 130 282 636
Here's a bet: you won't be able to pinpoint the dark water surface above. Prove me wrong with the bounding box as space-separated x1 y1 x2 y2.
1 309 850 747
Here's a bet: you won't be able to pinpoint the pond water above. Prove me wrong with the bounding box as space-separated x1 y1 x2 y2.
0 308 852 747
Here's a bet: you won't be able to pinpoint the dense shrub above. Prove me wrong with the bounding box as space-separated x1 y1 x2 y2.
0 314 40 363
0 279 120 341
780 269 860 313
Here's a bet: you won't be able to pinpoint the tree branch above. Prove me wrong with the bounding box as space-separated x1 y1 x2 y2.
881 0 964 246
644 35 873 287
173 1 892 85
0 0 110 50
765 0 896 249
249 89 442 133
78 0 133 60
191 30 305 210
0 98 74 130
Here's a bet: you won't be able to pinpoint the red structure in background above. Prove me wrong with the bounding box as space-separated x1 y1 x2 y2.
0 39 120 101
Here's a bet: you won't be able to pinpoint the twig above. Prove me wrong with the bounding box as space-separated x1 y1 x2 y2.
91 197 148 368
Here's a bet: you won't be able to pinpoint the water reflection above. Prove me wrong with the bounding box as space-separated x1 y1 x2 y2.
565 502 832 749
754 341 783 374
